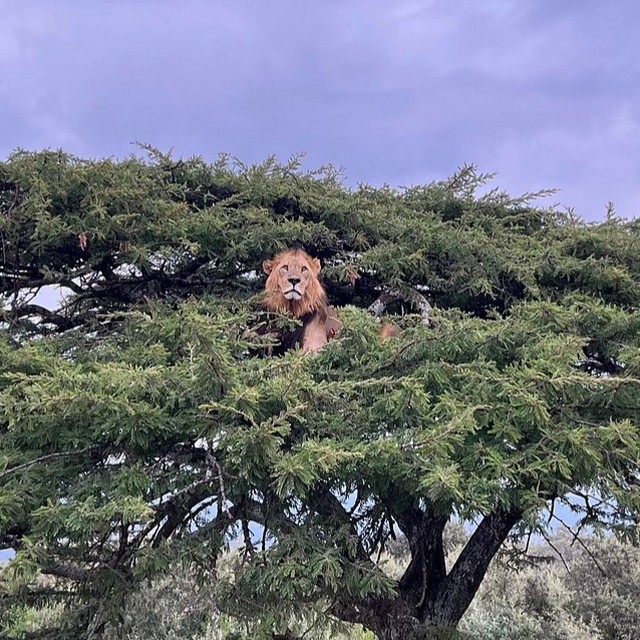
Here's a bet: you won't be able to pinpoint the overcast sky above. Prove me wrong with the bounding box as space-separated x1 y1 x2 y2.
1 0 639 220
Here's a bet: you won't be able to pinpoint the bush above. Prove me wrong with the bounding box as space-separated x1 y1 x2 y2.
103 569 213 640
461 563 601 640
460 535 640 640
564 537 640 640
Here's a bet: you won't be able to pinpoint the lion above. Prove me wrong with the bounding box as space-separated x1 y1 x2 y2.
260 248 342 353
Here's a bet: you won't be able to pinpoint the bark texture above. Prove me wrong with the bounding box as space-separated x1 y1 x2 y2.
332 506 522 639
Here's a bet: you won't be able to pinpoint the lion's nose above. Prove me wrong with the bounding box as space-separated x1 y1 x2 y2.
288 276 301 285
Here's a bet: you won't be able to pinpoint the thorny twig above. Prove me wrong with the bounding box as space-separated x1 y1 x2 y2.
551 514 607 577
206 446 230 515
540 530 570 573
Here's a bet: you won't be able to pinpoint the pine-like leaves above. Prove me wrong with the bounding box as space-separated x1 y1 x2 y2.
0 150 639 638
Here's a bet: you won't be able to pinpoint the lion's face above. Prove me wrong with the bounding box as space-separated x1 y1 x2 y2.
262 249 326 318
264 250 320 301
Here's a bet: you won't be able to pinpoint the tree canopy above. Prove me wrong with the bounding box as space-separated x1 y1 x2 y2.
0 148 639 640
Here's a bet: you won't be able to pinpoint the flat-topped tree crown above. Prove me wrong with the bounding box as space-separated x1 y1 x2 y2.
0 149 638 639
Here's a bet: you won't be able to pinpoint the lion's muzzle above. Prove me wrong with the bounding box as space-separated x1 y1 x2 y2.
283 288 303 300
284 276 303 300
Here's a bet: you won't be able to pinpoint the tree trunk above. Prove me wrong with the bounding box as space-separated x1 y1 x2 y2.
333 506 522 639
372 620 458 640
333 598 427 640
334 594 461 639
423 506 522 627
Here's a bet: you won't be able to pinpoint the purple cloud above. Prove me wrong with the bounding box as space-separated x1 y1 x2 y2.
1 0 639 219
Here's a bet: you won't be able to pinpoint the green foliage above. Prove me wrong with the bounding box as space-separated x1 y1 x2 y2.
0 149 639 639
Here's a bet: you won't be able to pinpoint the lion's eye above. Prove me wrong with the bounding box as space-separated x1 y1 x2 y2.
281 265 289 272
301 266 308 273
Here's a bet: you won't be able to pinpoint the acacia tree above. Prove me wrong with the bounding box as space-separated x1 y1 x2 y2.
0 149 639 640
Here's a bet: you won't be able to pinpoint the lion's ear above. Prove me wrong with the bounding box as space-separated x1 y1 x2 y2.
311 258 321 275
263 259 274 275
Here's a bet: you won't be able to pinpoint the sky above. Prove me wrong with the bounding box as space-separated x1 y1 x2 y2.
2 0 629 561
1 0 640 220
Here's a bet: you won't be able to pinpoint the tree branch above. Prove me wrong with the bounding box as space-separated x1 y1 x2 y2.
426 506 522 625
368 288 432 325
41 562 97 582
0 446 102 480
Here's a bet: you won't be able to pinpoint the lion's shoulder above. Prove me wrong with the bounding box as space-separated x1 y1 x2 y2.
300 306 342 352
